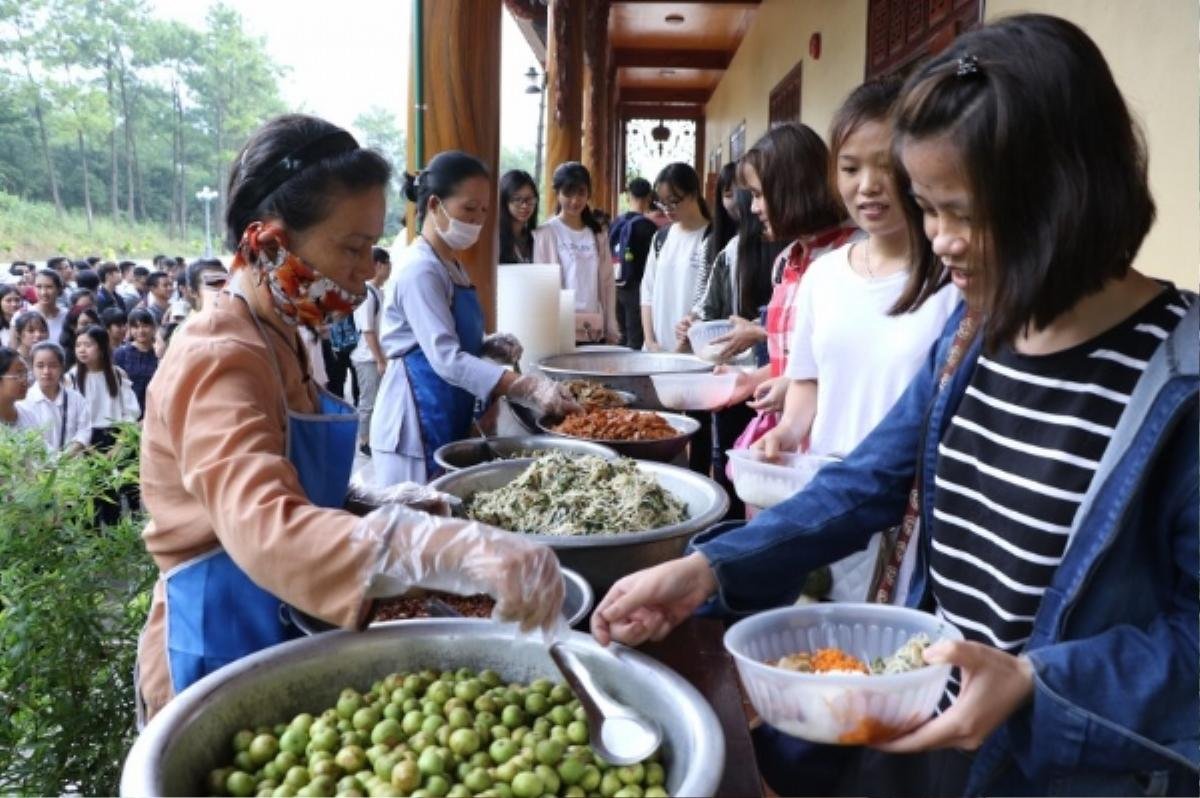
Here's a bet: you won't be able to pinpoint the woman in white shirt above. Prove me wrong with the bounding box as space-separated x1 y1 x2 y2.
640 162 712 351
0 284 25 348
370 150 576 485
67 324 139 445
0 346 38 431
33 269 68 342
531 162 617 344
757 79 960 603
17 341 91 454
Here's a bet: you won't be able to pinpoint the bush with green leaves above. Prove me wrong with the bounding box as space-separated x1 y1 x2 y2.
0 424 157 796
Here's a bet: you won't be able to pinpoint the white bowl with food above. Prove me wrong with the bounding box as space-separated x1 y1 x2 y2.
726 448 840 508
725 603 963 745
649 372 740 411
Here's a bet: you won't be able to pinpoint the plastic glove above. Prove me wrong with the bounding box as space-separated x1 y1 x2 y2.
507 374 581 417
355 504 565 632
709 315 767 362
347 474 461 517
747 375 790 414
480 333 523 366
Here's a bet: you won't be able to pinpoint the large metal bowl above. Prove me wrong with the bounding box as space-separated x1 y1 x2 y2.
286 566 594 633
430 458 729 594
538 351 714 410
120 622 725 797
432 434 619 472
537 410 701 462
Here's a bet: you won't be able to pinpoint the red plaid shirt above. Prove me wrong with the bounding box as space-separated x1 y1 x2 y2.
765 223 860 377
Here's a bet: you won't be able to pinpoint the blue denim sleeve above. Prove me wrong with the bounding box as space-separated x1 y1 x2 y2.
1009 407 1200 779
687 307 961 615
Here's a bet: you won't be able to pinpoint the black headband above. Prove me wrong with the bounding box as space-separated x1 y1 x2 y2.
240 129 360 212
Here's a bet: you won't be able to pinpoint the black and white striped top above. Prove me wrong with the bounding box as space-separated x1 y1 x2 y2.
930 288 1188 671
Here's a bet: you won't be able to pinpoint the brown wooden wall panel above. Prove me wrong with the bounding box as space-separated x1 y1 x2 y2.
865 0 981 79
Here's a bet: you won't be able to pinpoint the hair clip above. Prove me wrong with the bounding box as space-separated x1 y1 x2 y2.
955 55 980 78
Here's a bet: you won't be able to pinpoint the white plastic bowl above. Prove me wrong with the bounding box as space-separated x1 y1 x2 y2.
686 320 735 362
725 604 963 745
726 448 839 508
650 372 739 411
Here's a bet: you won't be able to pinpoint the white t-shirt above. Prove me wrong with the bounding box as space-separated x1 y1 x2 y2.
351 284 384 364
39 306 66 343
785 242 960 603
639 224 707 348
17 383 92 450
546 217 601 314
66 367 140 428
786 243 960 457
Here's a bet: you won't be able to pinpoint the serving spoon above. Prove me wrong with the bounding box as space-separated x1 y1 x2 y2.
548 641 662 765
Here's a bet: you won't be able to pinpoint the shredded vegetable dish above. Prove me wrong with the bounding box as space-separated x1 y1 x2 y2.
771 633 933 676
561 379 628 409
552 408 678 441
465 452 687 534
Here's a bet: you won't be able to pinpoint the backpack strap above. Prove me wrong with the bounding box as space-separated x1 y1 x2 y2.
652 226 670 259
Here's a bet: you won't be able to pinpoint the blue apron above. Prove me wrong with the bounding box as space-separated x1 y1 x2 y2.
401 284 485 478
164 294 358 694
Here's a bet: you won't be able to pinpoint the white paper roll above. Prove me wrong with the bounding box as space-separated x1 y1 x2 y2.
497 263 560 373
558 289 576 354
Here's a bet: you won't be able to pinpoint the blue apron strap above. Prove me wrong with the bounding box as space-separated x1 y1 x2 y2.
403 284 487 479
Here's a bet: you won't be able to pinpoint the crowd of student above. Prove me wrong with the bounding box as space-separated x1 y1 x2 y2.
0 254 230 518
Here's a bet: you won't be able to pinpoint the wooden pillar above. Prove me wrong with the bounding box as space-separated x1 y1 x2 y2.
582 0 611 215
405 0 502 329
544 0 585 205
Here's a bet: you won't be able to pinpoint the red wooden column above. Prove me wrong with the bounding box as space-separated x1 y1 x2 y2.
582 0 611 215
405 0 503 329
544 0 585 204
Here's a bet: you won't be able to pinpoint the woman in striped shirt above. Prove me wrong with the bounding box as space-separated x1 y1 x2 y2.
593 14 1197 795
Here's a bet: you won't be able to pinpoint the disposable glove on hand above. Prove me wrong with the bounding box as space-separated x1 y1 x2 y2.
355 504 565 632
480 333 524 366
347 476 461 517
507 374 581 417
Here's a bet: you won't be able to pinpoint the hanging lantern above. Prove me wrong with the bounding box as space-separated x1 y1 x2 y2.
651 121 671 155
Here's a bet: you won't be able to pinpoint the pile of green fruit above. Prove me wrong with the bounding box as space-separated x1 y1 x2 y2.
206 667 668 798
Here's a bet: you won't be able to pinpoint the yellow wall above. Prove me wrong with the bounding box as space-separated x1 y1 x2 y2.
984 0 1198 287
704 0 1199 288
704 0 867 166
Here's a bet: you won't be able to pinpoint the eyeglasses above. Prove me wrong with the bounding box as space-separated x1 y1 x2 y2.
1 372 31 384
655 194 686 211
201 274 228 289
508 196 537 208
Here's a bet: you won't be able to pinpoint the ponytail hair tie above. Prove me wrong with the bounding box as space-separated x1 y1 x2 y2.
956 54 981 78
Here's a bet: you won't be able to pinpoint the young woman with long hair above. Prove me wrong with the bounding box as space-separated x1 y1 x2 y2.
498 169 539 264
532 161 618 343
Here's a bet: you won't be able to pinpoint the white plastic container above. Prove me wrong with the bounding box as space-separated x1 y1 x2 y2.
726 448 839 508
686 320 735 362
725 604 962 744
650 372 739 411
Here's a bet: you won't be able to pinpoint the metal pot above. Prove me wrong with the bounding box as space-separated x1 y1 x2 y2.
120 622 724 797
538 351 714 410
430 459 729 594
433 435 618 473
537 410 701 463
286 566 594 633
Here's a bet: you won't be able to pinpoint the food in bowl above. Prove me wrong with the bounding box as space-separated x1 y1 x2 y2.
553 408 678 441
205 667 668 798
374 592 495 621
771 634 933 677
466 452 686 535
561 379 628 409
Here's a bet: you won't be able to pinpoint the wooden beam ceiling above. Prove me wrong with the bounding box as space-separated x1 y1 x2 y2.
619 87 712 104
618 102 705 120
611 48 733 70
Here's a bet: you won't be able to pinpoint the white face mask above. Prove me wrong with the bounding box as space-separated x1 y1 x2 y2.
435 202 483 250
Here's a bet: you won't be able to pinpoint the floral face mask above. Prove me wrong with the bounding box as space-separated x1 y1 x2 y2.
232 222 364 330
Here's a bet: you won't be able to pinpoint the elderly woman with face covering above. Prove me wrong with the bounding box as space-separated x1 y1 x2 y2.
134 115 564 722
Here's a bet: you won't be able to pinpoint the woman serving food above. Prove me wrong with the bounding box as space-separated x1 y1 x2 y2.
135 115 564 721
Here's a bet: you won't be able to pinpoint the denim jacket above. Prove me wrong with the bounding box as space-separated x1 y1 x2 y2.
692 295 1199 795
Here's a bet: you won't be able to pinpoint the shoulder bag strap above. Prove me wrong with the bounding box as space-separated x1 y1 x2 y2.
872 310 979 604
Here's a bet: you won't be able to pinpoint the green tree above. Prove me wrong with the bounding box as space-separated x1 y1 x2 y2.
186 3 286 235
353 105 406 237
